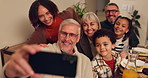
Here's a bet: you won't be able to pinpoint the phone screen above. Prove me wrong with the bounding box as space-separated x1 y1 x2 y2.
29 52 77 77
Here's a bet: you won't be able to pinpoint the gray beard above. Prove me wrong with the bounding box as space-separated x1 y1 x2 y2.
61 49 71 53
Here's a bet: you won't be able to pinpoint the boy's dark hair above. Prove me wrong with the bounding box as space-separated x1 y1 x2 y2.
92 29 116 46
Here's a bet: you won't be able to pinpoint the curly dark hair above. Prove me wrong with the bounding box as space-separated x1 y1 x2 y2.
92 29 116 46
29 0 59 27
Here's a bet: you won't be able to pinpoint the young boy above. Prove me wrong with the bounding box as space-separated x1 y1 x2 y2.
92 29 122 78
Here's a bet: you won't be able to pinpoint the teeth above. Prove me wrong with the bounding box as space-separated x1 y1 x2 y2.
45 21 50 24
62 41 71 45
87 30 93 34
64 42 70 45
109 16 115 18
116 29 121 32
116 30 120 32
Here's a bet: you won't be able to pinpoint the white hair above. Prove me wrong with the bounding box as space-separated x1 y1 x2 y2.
59 19 81 35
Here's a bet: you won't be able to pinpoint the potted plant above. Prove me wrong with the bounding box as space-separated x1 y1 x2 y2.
73 2 87 18
131 10 141 37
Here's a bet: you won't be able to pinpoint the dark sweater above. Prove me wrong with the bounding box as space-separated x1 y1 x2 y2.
76 33 93 60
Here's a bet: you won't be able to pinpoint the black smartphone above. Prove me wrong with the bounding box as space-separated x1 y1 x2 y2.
29 52 77 77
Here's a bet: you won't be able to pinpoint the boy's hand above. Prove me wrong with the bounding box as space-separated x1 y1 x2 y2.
120 52 127 58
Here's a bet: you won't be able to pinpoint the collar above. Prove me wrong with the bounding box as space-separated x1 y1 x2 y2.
105 20 114 26
95 51 119 60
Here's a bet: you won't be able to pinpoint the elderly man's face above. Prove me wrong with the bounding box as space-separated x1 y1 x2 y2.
105 5 120 24
58 23 80 54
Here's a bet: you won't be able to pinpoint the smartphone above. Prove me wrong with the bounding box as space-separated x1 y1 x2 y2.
29 51 77 77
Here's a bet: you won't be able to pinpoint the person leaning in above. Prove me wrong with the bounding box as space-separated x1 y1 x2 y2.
7 0 80 51
3 19 93 78
76 12 101 60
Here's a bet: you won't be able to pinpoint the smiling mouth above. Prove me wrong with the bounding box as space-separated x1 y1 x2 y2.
115 28 122 32
87 30 94 34
43 19 50 23
100 50 106 53
44 17 53 24
62 40 72 46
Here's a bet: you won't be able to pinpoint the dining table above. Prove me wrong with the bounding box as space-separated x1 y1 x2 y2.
113 48 148 78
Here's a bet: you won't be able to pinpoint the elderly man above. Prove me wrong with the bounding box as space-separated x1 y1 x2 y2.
3 19 93 78
101 3 139 47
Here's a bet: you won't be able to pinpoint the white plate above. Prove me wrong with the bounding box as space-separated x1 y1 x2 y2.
121 59 145 72
133 47 148 56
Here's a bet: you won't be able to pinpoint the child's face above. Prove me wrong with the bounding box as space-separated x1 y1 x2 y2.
114 18 129 38
95 36 115 57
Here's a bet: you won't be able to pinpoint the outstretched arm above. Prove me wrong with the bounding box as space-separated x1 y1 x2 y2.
4 45 41 78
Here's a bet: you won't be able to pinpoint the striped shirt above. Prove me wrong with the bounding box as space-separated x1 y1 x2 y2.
114 36 129 53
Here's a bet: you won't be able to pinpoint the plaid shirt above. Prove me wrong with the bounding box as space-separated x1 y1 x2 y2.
92 51 122 78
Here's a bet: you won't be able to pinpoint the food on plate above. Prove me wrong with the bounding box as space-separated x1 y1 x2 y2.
121 59 145 72
145 45 148 49
123 62 144 70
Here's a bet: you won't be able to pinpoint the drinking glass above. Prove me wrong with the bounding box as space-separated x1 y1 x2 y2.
122 49 138 78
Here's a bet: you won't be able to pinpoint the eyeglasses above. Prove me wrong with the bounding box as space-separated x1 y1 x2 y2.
60 31 79 39
105 10 119 14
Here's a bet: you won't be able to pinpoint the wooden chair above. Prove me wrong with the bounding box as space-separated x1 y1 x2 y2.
1 47 14 66
1 47 31 78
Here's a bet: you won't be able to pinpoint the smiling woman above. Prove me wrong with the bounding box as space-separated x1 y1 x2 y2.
5 0 80 52
28 0 60 44
76 12 101 60
27 0 80 44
